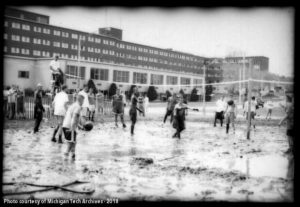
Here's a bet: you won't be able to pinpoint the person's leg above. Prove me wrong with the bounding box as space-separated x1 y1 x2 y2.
170 111 174 124
121 114 126 128
57 117 63 143
131 115 136 135
52 125 59 142
115 114 118 127
71 142 76 159
91 111 95 122
220 112 224 127
163 110 169 123
214 112 218 127
12 103 15 119
34 115 42 133
226 115 230 134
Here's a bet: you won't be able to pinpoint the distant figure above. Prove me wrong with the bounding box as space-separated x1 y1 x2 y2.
112 88 126 128
96 90 104 115
129 87 143 135
244 96 257 129
16 88 25 119
224 95 237 134
163 93 177 124
214 96 226 127
49 55 61 94
88 88 96 121
144 94 149 115
265 100 274 120
33 83 45 134
3 86 10 118
138 93 145 117
8 85 17 120
278 94 294 155
78 84 89 120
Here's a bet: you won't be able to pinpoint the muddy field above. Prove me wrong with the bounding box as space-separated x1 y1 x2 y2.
2 103 293 202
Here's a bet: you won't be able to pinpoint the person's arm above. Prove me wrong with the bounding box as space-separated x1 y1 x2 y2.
70 110 81 141
278 115 287 126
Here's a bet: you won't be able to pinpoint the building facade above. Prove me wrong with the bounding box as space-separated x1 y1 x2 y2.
3 7 269 96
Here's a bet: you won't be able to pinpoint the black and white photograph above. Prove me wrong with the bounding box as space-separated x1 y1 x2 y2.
2 5 294 203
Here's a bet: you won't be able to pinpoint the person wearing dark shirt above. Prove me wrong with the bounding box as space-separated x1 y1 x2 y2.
33 83 45 133
129 87 143 135
112 88 126 128
163 93 177 124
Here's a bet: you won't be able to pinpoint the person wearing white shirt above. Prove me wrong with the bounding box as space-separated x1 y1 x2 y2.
265 100 274 120
78 84 90 120
51 85 69 143
144 95 149 116
50 55 61 76
214 96 226 127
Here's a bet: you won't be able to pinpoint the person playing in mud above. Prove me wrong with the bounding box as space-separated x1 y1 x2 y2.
33 83 45 134
163 93 177 124
51 85 69 143
49 55 62 95
112 88 126 128
88 88 96 122
78 84 89 121
224 94 237 134
244 96 257 130
129 87 143 135
172 94 199 139
62 94 85 160
265 100 274 120
214 96 226 127
278 93 294 155
137 93 145 117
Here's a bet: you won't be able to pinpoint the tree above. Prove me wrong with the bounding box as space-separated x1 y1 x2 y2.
87 79 97 94
205 85 213 101
179 89 185 96
108 83 117 98
190 88 199 102
147 86 158 101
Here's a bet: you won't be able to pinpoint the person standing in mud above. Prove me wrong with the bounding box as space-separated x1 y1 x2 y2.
224 94 237 134
214 96 226 127
112 88 126 128
244 96 257 130
129 87 143 135
88 88 96 122
278 93 294 155
163 93 177 124
172 94 199 139
137 93 145 117
51 85 69 143
33 83 45 134
62 94 85 160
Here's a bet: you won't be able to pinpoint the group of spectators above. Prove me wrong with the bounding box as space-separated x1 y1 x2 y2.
3 85 25 120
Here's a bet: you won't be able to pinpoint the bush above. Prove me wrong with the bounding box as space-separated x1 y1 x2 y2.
108 83 117 98
147 86 158 101
24 88 35 97
205 85 213 101
87 79 97 94
190 88 199 102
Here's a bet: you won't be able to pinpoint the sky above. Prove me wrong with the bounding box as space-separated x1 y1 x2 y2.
18 6 294 77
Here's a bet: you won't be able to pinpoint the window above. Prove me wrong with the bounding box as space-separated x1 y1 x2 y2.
54 30 61 36
79 35 85 41
42 51 50 57
109 41 115 46
66 65 85 79
193 79 202 85
11 47 20 54
90 68 109 81
103 40 109 45
180 77 191 85
42 40 50 46
33 26 42 32
109 50 115 55
62 32 69 38
4 33 7 39
21 36 30 43
21 49 30 55
4 21 8 27
113 70 129 83
43 28 50 34
95 48 101 53
62 43 68 48
11 35 20 41
33 50 41 56
33 38 41 44
166 76 178 85
12 22 20 29
71 44 78 50
18 71 29 79
95 38 101 43
151 74 164 85
4 46 7 52
53 42 61 47
133 72 147 84
37 16 48 24
88 36 94 42
22 24 30 30
72 33 78 39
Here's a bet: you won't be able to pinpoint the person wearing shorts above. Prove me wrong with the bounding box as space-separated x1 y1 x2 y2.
265 100 274 120
129 87 142 135
214 96 226 127
245 96 257 129
163 93 177 124
51 85 69 143
62 94 85 160
112 88 126 128
78 84 89 120
88 88 96 121
224 95 237 134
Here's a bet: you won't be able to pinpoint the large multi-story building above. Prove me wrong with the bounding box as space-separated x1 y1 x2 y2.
3 7 268 96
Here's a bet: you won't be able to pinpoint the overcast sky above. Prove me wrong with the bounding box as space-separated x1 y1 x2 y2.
18 6 294 77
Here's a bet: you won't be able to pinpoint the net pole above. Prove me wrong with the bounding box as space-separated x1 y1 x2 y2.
202 64 206 115
246 59 253 140
239 66 242 104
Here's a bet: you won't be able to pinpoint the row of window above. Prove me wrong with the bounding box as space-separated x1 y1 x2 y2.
5 20 204 63
66 65 202 85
